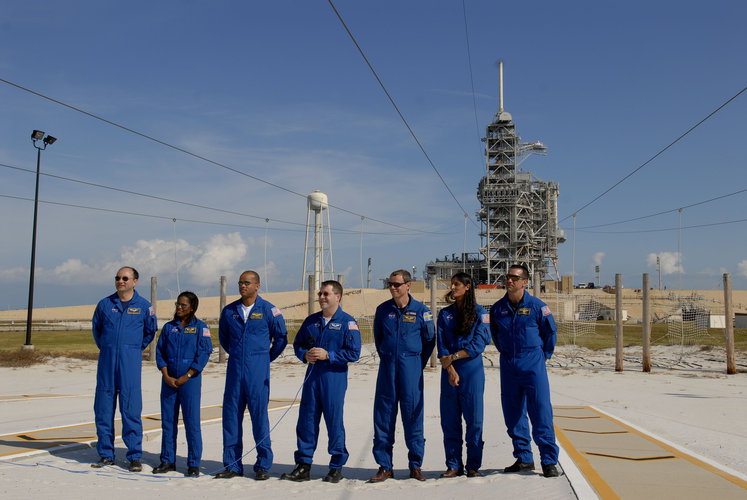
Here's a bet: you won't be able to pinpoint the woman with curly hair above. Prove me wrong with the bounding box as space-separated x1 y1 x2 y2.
437 272 491 478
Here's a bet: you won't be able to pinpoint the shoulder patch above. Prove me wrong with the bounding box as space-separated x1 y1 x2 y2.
541 305 552 316
348 321 359 331
149 306 155 316
271 306 282 317
423 311 433 322
202 327 211 337
482 313 490 323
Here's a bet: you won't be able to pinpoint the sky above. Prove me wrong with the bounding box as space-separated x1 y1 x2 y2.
1 0 745 309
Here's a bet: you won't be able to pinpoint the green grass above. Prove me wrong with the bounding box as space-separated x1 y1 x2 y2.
558 321 747 351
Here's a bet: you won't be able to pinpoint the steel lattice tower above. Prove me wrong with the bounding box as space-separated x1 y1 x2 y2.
476 62 563 285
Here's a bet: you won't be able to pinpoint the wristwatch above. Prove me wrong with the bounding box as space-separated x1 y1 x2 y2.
186 372 192 378
451 352 459 361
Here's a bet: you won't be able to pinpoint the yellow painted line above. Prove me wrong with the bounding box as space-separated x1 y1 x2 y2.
597 408 747 490
561 429 628 435
584 452 676 461
555 421 621 500
1 394 87 402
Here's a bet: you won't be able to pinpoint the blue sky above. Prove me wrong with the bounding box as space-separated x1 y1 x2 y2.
1 0 745 309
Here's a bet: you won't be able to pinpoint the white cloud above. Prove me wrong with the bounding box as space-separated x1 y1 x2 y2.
647 252 683 275
737 261 747 278
186 233 249 286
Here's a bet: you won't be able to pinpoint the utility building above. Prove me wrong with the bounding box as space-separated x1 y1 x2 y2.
477 61 564 285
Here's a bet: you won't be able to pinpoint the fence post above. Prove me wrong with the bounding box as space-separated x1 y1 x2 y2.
218 275 226 363
533 271 540 297
642 273 651 372
723 273 736 375
615 273 623 372
148 277 157 362
430 275 438 368
308 275 316 316
337 274 344 287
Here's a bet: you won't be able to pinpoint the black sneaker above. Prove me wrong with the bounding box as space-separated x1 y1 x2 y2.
542 463 561 477
186 467 200 477
255 469 270 481
504 459 534 473
128 460 143 472
323 468 343 483
152 462 176 474
91 457 115 468
280 463 311 482
213 468 242 479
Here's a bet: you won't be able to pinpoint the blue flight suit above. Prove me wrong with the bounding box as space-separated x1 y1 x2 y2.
372 295 435 471
437 304 491 472
155 317 213 468
293 308 361 469
219 295 288 474
92 290 157 462
489 290 559 466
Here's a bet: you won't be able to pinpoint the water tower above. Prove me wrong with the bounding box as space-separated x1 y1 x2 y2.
301 190 334 291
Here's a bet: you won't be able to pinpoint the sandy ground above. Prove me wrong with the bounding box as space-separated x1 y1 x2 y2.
0 345 745 499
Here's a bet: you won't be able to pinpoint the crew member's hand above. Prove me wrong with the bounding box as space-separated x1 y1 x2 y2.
305 347 329 364
163 373 178 388
447 366 459 387
175 374 190 386
439 355 453 369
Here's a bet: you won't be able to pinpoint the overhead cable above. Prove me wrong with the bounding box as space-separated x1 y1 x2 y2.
560 86 746 223
0 76 433 234
326 0 477 226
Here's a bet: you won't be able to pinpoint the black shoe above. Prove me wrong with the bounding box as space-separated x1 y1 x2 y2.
280 463 311 482
255 469 270 481
186 467 200 477
504 458 534 473
323 468 343 483
214 468 242 479
128 460 143 472
152 462 176 474
466 469 481 478
91 457 115 468
542 463 560 477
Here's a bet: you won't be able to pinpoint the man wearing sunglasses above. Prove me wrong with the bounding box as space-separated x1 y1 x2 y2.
91 266 157 472
215 270 288 480
281 280 361 484
489 264 560 478
369 269 435 483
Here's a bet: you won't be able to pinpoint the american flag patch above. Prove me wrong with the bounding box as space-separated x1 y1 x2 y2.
348 321 359 331
149 306 155 316
541 305 551 316
482 313 490 323
202 327 211 337
271 307 281 317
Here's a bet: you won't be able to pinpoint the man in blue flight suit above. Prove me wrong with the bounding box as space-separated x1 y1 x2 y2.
489 264 561 478
91 266 157 472
369 269 435 483
281 280 361 484
215 270 288 480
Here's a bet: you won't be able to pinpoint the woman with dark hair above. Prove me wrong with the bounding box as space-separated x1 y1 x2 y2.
437 272 491 478
153 291 213 476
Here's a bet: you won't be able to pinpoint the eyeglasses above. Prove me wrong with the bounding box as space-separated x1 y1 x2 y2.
387 281 408 288
175 302 190 309
317 291 336 297
238 281 256 287
505 274 525 282
115 276 130 282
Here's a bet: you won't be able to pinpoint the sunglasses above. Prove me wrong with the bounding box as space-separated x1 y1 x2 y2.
115 276 131 282
238 281 256 287
505 274 525 282
175 302 190 309
388 281 408 288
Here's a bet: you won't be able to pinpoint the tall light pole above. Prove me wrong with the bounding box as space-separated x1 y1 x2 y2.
24 130 57 351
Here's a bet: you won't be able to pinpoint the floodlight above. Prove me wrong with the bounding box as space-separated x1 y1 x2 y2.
31 130 45 140
43 135 57 145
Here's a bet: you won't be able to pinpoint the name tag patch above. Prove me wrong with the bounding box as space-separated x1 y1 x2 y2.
127 307 140 315
250 312 263 319
518 308 531 315
403 314 417 323
329 322 342 330
184 327 197 334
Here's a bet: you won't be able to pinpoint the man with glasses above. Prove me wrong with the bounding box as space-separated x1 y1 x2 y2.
489 264 560 478
369 270 435 482
281 280 361 484
215 270 288 480
91 266 157 472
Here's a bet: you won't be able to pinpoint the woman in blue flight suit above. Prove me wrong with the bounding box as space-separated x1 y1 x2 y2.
154 291 213 476
437 272 491 479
